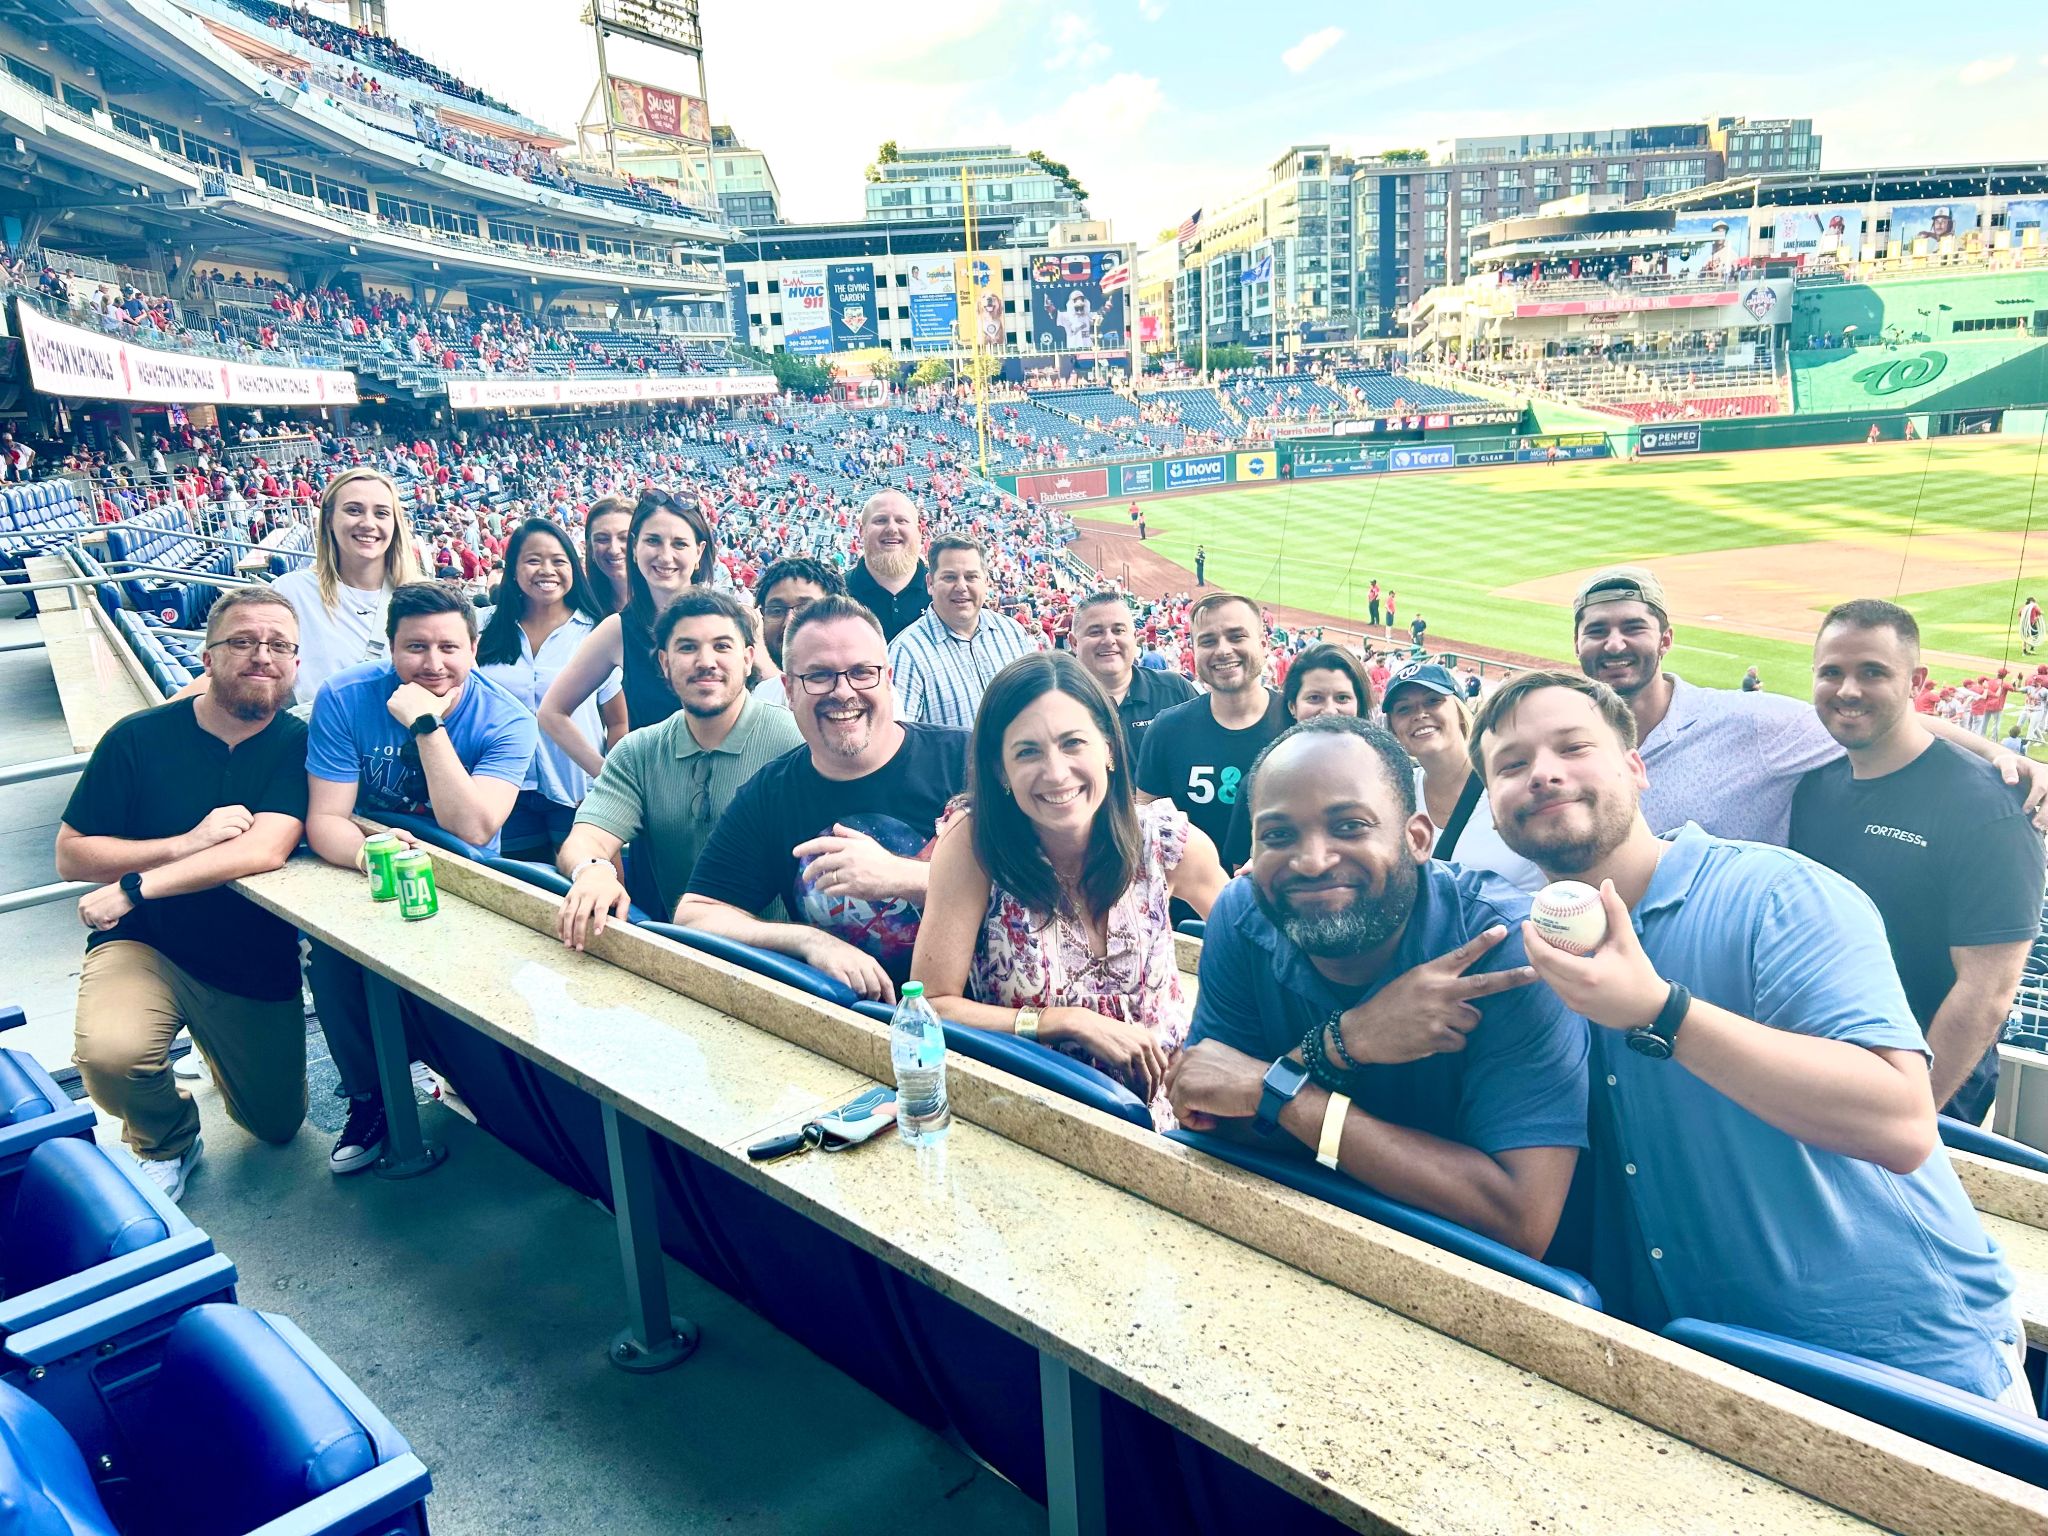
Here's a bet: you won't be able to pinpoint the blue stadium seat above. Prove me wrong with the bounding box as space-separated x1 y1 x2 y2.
0 1006 96 1173
639 919 863 1007
1176 919 1207 938
932 1023 1153 1130
0 1376 116 1535
1664 1318 2048 1485
1939 1115 2048 1176
1165 1129 1603 1309
482 856 574 896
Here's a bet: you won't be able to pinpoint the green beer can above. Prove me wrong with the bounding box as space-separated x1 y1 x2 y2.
363 833 403 902
394 850 438 921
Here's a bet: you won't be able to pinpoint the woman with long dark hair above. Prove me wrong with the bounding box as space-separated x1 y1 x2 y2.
583 494 632 615
1224 640 1375 867
539 488 715 772
475 518 622 858
911 653 1225 1125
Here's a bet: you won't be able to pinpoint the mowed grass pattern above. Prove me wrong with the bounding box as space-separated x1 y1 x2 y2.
1130 434 2048 691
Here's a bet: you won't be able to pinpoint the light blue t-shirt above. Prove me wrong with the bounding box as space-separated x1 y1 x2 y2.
1590 823 2018 1398
473 608 620 808
307 660 539 857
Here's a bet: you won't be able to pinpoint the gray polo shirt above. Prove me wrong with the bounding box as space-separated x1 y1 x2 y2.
574 695 802 919
1638 673 1840 845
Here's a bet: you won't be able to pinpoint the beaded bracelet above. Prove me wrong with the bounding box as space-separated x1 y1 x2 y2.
1324 1007 1367 1072
1298 1020 1352 1094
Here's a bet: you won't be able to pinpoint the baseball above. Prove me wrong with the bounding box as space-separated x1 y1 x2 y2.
1530 881 1607 956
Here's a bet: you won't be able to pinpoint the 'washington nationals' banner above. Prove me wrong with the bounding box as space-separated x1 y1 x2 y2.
18 302 358 408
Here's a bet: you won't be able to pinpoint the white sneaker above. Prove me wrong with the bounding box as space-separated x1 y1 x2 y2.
172 1031 209 1083
411 1061 442 1102
137 1138 203 1204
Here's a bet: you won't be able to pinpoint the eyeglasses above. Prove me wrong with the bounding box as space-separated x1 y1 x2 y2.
688 752 715 825
795 665 884 696
207 636 300 657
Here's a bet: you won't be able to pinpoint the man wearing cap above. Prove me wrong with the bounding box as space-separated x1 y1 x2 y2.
1572 565 2048 845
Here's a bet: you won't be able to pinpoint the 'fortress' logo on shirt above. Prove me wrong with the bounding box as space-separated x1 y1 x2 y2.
1863 823 1928 847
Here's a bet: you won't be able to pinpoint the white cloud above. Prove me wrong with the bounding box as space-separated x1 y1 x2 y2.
1960 55 2017 84
1046 13 1112 71
1281 26 1343 74
1138 0 1168 18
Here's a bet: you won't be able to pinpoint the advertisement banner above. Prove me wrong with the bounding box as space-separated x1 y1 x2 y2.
2006 199 2048 249
1015 468 1108 505
446 374 777 411
18 304 359 408
953 257 1002 351
907 262 957 350
607 76 709 145
781 264 830 356
1735 279 1795 325
1029 249 1128 353
1291 455 1383 479
1388 444 1455 472
1161 454 1225 490
826 263 880 352
726 269 749 343
1637 423 1702 456
1461 449 1514 467
1772 206 1864 263
1138 314 1161 344
1671 214 1750 278
1514 291 1736 318
1117 462 1155 496
1233 451 1277 482
1890 200 1977 249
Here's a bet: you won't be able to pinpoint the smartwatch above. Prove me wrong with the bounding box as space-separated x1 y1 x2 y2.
1626 981 1692 1060
1254 1056 1311 1138
410 712 444 738
119 871 144 906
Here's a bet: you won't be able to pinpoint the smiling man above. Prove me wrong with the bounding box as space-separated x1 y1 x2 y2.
1790 600 2042 1125
1166 716 1587 1259
1070 589 1195 751
887 533 1038 729
679 595 967 1000
843 489 927 642
554 590 801 945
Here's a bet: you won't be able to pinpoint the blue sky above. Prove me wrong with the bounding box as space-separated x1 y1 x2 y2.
380 1 2048 244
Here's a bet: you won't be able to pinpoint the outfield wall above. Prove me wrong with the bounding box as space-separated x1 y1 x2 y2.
1791 337 2048 415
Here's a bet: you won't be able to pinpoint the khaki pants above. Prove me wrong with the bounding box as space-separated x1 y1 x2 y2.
73 941 307 1161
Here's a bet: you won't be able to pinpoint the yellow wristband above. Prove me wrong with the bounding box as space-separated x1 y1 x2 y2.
1317 1091 1350 1170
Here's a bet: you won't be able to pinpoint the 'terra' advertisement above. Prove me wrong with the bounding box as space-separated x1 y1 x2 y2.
907 262 958 350
1031 249 1127 353
1671 215 1749 278
1016 468 1108 505
1772 206 1865 263
782 264 830 356
1890 200 1978 249
1162 454 1225 490
827 263 881 351
1638 423 1702 456
1388 444 1454 473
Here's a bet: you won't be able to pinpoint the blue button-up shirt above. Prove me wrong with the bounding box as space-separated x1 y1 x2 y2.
1593 823 2017 1397
1187 865 1588 1158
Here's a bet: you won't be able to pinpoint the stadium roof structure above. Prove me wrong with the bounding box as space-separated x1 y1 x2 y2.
725 217 1024 264
1635 161 2048 213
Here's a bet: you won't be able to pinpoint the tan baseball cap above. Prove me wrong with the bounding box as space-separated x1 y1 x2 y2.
1573 565 1669 625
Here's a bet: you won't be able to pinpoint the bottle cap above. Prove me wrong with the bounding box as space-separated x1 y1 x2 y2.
901 982 925 999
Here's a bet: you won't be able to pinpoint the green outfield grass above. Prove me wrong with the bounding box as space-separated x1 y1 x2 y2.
1131 435 2048 692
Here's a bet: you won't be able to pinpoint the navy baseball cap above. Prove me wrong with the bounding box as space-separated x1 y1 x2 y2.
1381 661 1459 707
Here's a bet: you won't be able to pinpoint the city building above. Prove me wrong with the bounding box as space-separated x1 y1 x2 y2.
708 125 782 227
864 144 1088 245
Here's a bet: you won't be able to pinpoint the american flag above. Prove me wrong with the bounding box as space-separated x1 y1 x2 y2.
1100 260 1131 291
1177 209 1202 244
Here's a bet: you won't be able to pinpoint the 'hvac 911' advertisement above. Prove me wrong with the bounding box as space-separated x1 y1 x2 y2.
1030 250 1126 353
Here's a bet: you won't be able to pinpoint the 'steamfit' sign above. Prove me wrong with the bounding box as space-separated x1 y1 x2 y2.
18 304 359 408
1637 423 1703 455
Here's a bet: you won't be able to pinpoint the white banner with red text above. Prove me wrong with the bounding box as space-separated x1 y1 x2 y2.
445 374 779 411
17 303 360 409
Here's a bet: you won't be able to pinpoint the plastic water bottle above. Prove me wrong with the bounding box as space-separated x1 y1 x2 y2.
890 982 951 1148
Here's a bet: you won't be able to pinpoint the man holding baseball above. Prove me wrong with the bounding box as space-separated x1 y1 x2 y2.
1571 566 2048 844
1471 670 2024 1405
1790 600 2042 1126
1165 716 1588 1261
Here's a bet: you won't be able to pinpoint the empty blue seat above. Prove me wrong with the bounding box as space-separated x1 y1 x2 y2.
0 1376 116 1535
0 1009 96 1172
0 1054 50 1126
1665 1318 2048 1486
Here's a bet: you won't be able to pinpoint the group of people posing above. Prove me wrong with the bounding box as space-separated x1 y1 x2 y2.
55 471 2048 1412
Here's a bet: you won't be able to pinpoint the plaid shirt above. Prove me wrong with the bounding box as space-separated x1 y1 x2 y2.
887 606 1040 729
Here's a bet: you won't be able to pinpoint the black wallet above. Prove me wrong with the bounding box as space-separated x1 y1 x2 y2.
747 1085 898 1163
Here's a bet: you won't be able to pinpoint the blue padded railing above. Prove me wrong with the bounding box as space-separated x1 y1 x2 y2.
1165 1128 1603 1309
1664 1318 2048 1486
482 856 574 897
1176 919 1207 938
638 920 861 1006
361 809 496 861
929 1024 1152 1130
1939 1115 2048 1177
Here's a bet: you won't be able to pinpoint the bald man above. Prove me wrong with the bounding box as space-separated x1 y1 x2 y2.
844 490 928 642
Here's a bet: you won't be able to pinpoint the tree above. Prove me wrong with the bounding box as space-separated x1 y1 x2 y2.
908 358 952 388
1025 149 1088 203
1182 343 1258 372
1378 148 1430 164
767 350 834 396
864 139 900 183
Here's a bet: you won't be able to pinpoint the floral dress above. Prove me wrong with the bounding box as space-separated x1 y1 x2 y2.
959 799 1192 1129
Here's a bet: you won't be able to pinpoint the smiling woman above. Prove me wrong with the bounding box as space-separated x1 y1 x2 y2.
267 466 422 705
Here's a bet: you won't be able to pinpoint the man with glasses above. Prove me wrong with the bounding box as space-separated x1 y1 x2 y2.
748 557 844 710
57 589 312 1202
680 595 968 1001
555 590 800 946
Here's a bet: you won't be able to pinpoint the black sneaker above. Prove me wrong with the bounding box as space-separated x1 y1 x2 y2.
330 1098 386 1175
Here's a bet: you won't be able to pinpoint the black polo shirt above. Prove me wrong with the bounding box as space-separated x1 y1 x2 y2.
844 559 930 642
1116 665 1198 753
63 699 309 1002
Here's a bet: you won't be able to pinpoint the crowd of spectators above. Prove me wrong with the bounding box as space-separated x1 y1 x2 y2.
223 0 513 112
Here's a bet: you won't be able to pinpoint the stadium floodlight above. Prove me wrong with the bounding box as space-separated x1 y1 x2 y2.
580 0 701 54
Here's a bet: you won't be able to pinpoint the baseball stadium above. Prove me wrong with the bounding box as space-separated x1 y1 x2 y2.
7 3 2048 1535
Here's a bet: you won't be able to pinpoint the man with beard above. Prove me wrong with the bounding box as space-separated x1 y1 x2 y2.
1572 566 2048 844
58 589 312 1202
1071 589 1195 752
680 596 967 1001
555 590 801 944
748 557 844 710
1137 593 1290 869
888 535 1039 729
1165 717 1587 1260
1472 671 2026 1405
1790 601 2041 1126
842 490 927 642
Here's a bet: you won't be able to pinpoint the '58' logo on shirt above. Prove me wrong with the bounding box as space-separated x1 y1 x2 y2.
1185 765 1243 805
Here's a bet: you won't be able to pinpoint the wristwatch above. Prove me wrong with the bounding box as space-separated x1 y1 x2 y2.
1626 981 1693 1060
410 712 443 738
1254 1056 1311 1137
119 871 144 907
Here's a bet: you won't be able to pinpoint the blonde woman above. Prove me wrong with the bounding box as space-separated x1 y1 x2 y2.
268 467 422 705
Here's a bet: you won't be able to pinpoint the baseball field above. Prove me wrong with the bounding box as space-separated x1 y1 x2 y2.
1077 434 2048 693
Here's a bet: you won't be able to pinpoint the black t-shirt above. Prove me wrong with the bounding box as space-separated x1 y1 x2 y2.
1136 688 1289 868
62 700 310 1001
1790 738 2044 1117
686 721 968 985
843 559 930 643
1117 666 1198 755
